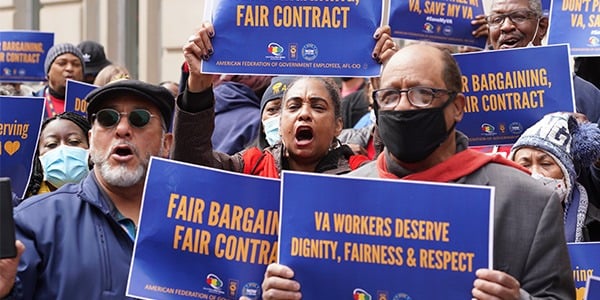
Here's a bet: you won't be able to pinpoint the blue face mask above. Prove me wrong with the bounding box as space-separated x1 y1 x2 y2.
39 145 89 188
262 116 281 147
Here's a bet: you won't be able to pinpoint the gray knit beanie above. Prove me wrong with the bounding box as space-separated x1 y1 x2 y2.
44 43 85 75
509 112 600 185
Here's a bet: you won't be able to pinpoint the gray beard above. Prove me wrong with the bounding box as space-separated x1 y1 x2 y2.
90 134 164 187
95 161 146 187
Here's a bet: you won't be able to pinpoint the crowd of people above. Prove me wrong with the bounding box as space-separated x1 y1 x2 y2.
1 0 599 298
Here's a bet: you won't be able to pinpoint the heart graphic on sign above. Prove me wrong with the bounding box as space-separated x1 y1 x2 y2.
4 141 20 155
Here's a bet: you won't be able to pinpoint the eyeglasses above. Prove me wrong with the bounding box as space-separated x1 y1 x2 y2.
372 87 457 110
486 10 538 27
92 108 157 128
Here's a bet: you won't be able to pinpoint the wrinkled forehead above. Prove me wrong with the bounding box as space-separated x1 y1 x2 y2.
380 47 446 88
491 0 531 13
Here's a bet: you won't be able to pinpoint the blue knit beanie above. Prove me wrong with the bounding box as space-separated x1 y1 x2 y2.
509 112 600 184
44 43 85 75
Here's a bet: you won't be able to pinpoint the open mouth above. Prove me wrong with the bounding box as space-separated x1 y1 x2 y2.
499 37 521 48
112 144 134 160
295 126 314 144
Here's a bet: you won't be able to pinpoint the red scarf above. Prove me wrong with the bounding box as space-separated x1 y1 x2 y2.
377 149 530 182
242 147 280 178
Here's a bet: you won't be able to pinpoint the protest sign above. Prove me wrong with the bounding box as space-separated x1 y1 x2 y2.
548 0 600 56
128 157 279 300
279 171 494 299
0 96 44 198
389 0 487 49
64 79 97 117
201 0 383 77
454 44 575 146
0 31 53 82
585 276 600 300
568 242 600 300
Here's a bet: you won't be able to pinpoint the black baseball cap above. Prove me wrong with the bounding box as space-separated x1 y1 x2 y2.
77 40 112 76
86 79 175 129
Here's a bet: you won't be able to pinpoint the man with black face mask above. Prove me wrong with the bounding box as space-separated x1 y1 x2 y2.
260 44 575 300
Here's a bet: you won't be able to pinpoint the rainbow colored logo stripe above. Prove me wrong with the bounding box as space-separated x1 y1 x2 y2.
481 123 495 134
206 274 223 289
353 288 372 300
267 43 284 56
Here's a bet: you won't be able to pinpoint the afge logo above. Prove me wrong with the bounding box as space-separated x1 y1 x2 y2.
242 282 261 300
301 43 318 61
509 122 523 134
392 293 412 300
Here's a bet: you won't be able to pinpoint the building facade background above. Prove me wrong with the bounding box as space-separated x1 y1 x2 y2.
0 0 206 85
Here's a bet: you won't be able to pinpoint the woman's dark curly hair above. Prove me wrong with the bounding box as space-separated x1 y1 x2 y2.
24 112 91 198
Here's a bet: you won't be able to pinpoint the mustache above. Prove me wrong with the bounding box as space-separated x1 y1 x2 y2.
110 140 138 156
92 140 139 164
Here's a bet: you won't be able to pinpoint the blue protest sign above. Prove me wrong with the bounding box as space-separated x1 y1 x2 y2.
388 0 486 49
542 0 550 16
548 0 600 56
127 157 280 300
453 44 575 146
278 171 493 299
201 0 383 77
567 242 600 299
0 96 44 198
65 79 97 117
0 31 54 82
586 276 600 300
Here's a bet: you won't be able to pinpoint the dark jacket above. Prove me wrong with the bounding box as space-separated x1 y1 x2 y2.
579 164 600 209
574 74 600 124
341 81 369 129
212 82 260 154
584 200 600 241
9 172 134 299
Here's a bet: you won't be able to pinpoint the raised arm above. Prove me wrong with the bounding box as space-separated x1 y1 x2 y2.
171 22 245 172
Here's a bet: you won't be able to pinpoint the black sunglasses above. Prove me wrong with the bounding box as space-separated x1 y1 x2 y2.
92 108 157 128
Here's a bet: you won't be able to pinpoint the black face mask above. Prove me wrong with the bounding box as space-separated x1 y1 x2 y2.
377 98 455 163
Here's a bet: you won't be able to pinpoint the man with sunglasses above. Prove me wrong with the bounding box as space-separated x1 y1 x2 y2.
261 44 574 300
0 80 174 299
471 0 600 124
